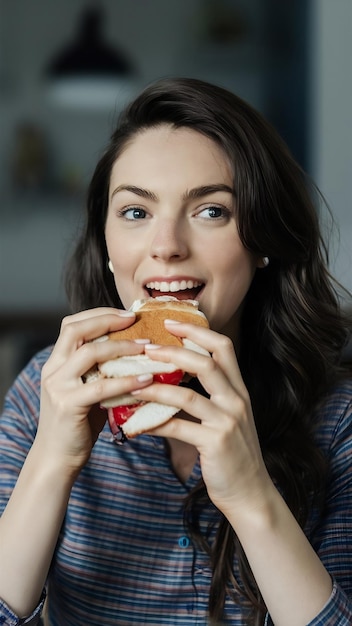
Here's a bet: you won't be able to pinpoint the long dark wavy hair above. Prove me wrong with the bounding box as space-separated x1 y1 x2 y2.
66 77 351 623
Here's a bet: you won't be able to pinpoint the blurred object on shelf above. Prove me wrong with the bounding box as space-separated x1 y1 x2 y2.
61 163 83 195
9 121 85 198
198 0 247 44
11 122 51 191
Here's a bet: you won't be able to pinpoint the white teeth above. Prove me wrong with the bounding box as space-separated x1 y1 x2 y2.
146 280 201 292
170 281 179 292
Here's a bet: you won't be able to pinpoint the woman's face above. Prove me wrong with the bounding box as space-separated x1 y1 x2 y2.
105 125 259 338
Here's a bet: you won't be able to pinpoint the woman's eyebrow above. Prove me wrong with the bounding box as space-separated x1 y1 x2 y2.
183 184 235 200
110 185 158 202
110 183 235 203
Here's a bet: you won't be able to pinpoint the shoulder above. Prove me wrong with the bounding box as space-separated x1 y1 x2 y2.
314 377 352 457
13 345 53 395
28 344 54 373
2 345 54 426
0 347 54 471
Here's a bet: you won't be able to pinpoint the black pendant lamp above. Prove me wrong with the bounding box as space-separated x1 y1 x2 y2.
45 6 137 110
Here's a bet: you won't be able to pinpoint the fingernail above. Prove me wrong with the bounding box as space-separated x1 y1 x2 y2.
133 338 151 344
136 373 153 382
164 318 181 325
145 343 161 350
118 310 135 317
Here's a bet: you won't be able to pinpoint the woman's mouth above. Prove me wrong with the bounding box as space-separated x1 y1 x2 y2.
145 279 204 301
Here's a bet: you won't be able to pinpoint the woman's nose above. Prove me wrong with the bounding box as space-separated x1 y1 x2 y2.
149 219 189 261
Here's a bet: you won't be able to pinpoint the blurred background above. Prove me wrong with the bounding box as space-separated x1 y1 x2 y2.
0 0 351 406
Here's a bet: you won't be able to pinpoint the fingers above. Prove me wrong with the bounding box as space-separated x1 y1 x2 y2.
47 308 136 372
62 307 135 344
164 320 247 395
41 307 153 417
146 414 204 447
42 347 154 420
132 379 212 423
37 308 155 470
142 322 266 513
68 371 154 411
131 375 248 435
43 337 153 412
60 337 146 380
61 306 134 325
59 308 135 346
144 336 248 415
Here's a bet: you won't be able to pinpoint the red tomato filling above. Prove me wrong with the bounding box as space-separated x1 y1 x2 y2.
109 369 183 428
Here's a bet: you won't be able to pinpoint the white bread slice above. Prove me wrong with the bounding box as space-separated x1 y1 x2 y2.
100 355 180 408
117 402 180 438
99 354 179 378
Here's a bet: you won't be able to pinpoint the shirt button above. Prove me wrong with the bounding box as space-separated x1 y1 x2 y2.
178 535 190 548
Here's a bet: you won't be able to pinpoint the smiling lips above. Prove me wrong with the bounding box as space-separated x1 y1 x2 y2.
145 279 203 300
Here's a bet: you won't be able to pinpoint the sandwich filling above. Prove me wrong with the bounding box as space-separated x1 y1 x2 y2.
108 369 183 433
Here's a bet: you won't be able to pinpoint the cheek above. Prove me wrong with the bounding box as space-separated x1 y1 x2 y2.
207 247 256 328
111 274 133 311
207 234 256 285
105 234 135 305
227 249 256 296
105 223 133 272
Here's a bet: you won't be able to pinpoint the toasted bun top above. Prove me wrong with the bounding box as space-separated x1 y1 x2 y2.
108 297 208 347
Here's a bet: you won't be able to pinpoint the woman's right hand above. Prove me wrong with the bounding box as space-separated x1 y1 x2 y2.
35 308 151 475
0 308 150 618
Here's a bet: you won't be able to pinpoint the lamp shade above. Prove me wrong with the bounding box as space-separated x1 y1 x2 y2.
45 7 136 110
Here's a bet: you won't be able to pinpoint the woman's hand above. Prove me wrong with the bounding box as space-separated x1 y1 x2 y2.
35 308 153 475
0 306 155 617
131 319 273 518
134 321 335 626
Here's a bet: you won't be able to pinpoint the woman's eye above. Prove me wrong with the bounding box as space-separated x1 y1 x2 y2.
198 205 229 219
120 207 147 220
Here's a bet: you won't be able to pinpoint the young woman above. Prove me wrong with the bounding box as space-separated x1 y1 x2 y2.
0 77 351 626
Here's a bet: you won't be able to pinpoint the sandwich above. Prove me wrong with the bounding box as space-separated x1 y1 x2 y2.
85 296 209 440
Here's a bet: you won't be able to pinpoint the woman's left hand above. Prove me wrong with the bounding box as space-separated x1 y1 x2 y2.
122 320 336 626
132 320 273 518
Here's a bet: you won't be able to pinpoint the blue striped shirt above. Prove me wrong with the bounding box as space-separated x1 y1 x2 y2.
0 347 352 625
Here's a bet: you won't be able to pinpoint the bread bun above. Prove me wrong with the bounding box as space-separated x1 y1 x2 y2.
108 296 208 347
